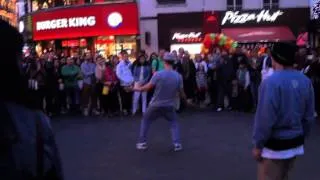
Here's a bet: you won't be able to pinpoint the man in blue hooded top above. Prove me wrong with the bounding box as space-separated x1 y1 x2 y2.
252 42 315 180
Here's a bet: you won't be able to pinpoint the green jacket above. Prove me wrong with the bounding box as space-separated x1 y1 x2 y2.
61 65 81 88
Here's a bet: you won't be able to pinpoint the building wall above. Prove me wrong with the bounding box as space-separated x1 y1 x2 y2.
138 0 310 53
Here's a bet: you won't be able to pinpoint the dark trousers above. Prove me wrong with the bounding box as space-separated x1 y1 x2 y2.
65 86 80 112
183 79 195 99
82 83 100 110
209 80 218 107
236 86 251 112
31 87 46 111
45 86 57 114
197 88 206 102
217 81 232 108
120 87 132 112
57 89 67 112
101 88 119 114
250 82 259 108
314 82 320 114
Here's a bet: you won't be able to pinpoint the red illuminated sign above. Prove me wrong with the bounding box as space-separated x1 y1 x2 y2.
171 32 203 44
32 3 139 41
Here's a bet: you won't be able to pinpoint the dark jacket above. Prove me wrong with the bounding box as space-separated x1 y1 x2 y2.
0 102 63 180
217 56 235 82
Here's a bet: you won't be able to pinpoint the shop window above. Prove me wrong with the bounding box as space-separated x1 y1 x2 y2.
157 0 186 5
227 0 242 11
63 0 80 6
31 0 54 11
263 0 279 9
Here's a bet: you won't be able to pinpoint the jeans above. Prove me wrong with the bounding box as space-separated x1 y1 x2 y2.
217 81 232 108
65 86 80 111
101 88 119 114
81 83 98 110
120 87 132 112
138 106 181 144
132 91 147 114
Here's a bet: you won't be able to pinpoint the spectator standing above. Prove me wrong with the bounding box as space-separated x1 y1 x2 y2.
236 60 251 112
151 49 165 74
194 54 208 73
61 57 81 113
44 55 59 116
101 56 119 117
180 54 196 102
196 63 208 107
207 51 221 108
216 50 234 112
116 51 134 115
28 60 47 111
81 54 97 116
132 55 152 115
95 56 106 115
259 49 274 81
249 55 261 111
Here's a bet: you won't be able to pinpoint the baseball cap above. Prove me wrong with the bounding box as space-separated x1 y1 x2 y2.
163 52 175 62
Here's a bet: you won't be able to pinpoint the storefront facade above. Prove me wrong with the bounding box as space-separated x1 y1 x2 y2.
219 8 310 47
157 11 219 54
0 0 18 27
31 2 139 58
157 8 309 52
309 0 320 48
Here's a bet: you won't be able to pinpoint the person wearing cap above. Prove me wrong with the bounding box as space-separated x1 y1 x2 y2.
133 52 187 152
252 42 315 180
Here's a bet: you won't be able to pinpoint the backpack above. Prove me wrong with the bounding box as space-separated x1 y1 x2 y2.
0 103 62 180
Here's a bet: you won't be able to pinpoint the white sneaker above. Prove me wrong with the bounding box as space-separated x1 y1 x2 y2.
136 142 148 150
173 143 183 152
92 109 100 116
83 108 89 116
216 108 223 112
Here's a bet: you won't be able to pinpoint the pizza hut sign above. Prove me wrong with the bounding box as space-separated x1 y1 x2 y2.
171 32 202 43
221 10 284 25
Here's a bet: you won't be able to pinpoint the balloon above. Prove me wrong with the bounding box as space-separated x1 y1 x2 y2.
210 33 216 39
204 41 211 49
232 42 238 48
219 36 227 46
204 34 212 42
225 43 231 50
221 35 227 41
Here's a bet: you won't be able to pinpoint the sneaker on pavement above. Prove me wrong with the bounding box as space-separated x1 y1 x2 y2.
173 143 183 152
136 143 148 150
83 108 89 116
92 109 101 116
216 108 223 112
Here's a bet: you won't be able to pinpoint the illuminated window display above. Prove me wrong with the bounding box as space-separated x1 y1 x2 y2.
0 0 17 26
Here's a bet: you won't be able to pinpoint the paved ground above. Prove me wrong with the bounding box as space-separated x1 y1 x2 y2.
52 110 320 180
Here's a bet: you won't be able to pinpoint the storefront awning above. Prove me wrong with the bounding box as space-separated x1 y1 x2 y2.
221 26 296 43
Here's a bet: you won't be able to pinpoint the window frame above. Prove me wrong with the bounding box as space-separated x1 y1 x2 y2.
227 0 242 11
263 0 279 9
156 0 186 5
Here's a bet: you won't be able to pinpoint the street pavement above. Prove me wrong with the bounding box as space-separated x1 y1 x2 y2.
52 110 320 180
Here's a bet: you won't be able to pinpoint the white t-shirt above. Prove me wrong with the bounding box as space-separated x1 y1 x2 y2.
262 145 304 159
